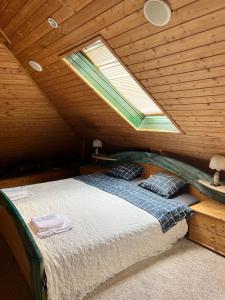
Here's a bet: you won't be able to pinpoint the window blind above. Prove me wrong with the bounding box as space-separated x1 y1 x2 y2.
83 40 162 115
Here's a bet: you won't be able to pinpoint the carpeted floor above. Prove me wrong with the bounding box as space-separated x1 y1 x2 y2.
1 235 225 300
86 238 225 300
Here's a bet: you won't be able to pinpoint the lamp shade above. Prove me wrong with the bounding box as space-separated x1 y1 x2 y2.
92 139 102 148
209 155 225 171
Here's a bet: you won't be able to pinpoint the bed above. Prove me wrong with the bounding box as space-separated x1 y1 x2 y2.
0 151 222 300
11 177 189 300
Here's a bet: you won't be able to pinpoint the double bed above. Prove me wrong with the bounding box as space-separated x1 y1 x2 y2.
1 151 220 300
12 177 188 300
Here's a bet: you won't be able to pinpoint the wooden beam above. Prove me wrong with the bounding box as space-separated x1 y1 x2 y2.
0 28 11 44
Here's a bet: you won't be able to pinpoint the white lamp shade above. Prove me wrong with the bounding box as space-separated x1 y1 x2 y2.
93 139 102 148
209 155 225 171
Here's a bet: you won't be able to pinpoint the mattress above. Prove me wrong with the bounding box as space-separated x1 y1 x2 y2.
12 178 188 300
172 193 199 206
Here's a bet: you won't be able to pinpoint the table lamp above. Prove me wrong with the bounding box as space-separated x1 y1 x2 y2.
93 139 103 155
209 154 225 186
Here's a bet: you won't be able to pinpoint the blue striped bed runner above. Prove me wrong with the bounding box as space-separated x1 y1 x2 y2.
75 174 193 233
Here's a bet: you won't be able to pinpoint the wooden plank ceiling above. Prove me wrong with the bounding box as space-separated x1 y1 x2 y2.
1 0 225 167
0 42 80 167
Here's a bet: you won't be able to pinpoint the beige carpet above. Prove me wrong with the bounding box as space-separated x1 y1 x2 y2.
86 238 225 300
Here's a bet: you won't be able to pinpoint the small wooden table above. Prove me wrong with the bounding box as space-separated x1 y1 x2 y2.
189 200 225 256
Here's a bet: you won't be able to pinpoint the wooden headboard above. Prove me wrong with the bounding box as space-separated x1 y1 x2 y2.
110 151 225 204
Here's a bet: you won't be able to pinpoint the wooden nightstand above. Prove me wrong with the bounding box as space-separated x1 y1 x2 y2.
80 164 109 175
189 200 225 256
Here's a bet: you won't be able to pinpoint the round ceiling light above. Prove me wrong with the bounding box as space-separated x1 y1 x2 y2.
144 0 171 26
48 17 58 28
28 60 43 72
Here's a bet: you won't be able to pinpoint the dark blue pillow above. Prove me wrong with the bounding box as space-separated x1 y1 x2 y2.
105 164 143 181
139 172 186 198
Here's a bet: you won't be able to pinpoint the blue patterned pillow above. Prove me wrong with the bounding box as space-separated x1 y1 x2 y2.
139 172 186 198
105 164 143 181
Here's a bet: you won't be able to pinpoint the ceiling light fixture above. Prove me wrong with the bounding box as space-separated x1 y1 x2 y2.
144 0 171 26
28 60 43 72
48 17 58 28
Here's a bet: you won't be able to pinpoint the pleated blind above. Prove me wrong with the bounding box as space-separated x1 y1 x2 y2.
83 40 162 115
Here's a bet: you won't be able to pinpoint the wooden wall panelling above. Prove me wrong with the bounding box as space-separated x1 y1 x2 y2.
41 2 194 70
3 0 47 37
0 0 224 170
116 5 225 56
17 0 224 66
6 0 96 54
0 1 9 16
11 0 122 56
0 43 81 167
0 0 27 29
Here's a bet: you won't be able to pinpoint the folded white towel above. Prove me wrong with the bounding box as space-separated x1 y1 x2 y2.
31 214 64 232
2 187 32 201
36 219 72 239
30 214 72 239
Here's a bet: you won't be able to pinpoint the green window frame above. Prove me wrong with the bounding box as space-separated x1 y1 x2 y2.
65 51 179 133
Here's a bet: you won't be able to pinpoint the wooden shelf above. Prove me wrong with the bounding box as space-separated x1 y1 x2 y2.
198 179 225 194
0 167 78 189
91 153 118 161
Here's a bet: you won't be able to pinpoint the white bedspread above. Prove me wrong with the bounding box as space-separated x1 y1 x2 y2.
12 178 188 300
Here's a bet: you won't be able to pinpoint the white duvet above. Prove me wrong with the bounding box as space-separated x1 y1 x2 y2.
12 178 188 300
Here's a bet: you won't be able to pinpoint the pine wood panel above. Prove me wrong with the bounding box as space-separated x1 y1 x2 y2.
0 43 80 167
1 0 225 170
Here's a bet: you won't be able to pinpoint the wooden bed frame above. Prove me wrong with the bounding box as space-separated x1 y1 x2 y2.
0 191 45 300
0 151 224 300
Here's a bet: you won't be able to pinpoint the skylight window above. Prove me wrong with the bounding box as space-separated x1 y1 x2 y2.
64 37 179 132
83 40 161 115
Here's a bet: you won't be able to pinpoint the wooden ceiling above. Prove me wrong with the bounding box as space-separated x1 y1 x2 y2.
0 42 80 167
1 0 225 168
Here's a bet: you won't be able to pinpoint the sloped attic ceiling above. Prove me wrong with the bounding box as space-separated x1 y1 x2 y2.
0 42 81 167
1 0 225 167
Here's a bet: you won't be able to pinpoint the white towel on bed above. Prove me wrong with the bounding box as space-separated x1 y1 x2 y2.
30 214 72 239
31 214 64 231
2 187 32 201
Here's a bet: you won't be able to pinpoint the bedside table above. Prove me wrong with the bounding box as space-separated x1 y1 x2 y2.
189 200 225 256
80 164 109 175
